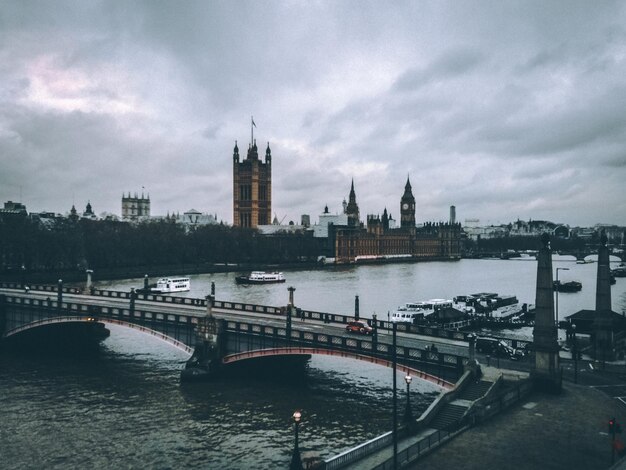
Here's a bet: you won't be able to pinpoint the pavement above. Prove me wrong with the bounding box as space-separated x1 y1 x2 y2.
410 374 626 470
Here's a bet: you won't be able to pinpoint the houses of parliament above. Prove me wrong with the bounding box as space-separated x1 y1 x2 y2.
232 134 461 264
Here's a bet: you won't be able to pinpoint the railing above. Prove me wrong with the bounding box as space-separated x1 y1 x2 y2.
372 428 457 470
370 377 533 470
324 431 394 470
0 282 479 342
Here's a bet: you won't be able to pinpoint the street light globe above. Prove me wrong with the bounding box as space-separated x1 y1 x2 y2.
293 410 302 423
405 374 412 385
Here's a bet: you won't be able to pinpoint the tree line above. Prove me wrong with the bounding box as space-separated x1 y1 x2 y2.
0 216 322 278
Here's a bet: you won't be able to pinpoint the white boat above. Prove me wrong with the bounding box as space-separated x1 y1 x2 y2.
390 299 467 323
151 277 191 293
235 271 286 284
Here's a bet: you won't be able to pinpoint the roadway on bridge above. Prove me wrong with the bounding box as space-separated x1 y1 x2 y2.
1 288 470 359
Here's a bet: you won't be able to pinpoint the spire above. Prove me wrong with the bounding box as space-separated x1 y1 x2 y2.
233 140 240 162
265 142 271 163
403 175 413 198
349 179 356 203
346 179 360 227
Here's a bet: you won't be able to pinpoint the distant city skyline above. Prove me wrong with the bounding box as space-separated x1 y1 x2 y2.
1 2 625 227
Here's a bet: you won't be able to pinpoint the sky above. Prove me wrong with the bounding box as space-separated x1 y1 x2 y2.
1 1 625 228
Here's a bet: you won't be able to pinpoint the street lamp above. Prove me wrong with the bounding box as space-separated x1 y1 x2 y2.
290 410 303 470
572 324 578 384
404 374 414 432
555 267 570 326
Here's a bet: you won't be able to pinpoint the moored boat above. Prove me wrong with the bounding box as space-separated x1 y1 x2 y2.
553 280 582 292
390 298 473 323
151 277 191 293
454 292 519 313
235 271 286 284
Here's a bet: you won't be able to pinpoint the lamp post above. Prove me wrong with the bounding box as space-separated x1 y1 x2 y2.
572 324 578 384
392 322 398 470
555 267 570 327
290 410 303 470
404 374 414 432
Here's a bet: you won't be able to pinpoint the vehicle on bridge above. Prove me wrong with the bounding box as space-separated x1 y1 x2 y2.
152 277 191 293
476 336 525 360
346 320 373 335
612 266 626 278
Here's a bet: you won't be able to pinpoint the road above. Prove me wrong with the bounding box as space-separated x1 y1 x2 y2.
1 287 471 358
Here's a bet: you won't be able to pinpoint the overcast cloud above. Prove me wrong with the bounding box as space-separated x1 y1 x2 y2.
1 1 625 227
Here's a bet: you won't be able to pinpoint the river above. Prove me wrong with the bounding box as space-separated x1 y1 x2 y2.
2 257 625 469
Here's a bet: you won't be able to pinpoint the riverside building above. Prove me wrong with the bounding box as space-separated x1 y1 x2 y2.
321 178 461 264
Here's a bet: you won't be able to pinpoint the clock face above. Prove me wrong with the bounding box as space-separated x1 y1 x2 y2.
402 203 409 210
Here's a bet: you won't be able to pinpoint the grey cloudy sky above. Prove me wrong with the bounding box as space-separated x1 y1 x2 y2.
1 1 625 227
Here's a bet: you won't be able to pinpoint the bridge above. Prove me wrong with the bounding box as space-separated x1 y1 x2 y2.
0 281 540 469
0 281 478 386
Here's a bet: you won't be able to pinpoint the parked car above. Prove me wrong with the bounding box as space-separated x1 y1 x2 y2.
476 336 524 360
346 320 373 335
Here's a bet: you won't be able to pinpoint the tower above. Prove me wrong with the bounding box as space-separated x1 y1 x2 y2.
593 231 614 361
122 192 150 221
233 135 272 228
345 180 360 227
532 233 561 392
400 176 416 231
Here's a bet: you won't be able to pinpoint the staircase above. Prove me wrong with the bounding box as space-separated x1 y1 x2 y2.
429 379 495 431
459 379 493 401
428 403 468 430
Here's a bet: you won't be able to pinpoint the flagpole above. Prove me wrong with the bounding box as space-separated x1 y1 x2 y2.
251 116 254 145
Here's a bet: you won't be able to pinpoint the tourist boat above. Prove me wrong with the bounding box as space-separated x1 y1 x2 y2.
553 280 582 292
235 271 286 284
454 293 518 313
390 299 472 323
151 277 191 293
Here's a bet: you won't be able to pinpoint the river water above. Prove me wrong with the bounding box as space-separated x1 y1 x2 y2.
2 257 626 469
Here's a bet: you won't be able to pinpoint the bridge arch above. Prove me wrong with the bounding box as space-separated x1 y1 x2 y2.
222 347 455 389
3 316 194 355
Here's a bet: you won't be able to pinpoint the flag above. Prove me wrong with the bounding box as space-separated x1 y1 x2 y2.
252 117 256 128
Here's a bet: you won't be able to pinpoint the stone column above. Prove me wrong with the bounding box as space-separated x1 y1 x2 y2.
288 286 296 306
129 288 136 315
532 233 561 392
0 294 7 338
85 269 93 294
57 279 63 308
593 231 614 362
182 294 223 382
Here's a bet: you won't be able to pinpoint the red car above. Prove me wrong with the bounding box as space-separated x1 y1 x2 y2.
346 320 373 335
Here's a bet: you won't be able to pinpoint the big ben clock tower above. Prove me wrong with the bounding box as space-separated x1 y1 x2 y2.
400 176 416 231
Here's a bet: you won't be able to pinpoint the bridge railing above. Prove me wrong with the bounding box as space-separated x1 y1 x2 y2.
1 282 481 344
2 294 466 379
225 321 465 384
1 294 200 335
